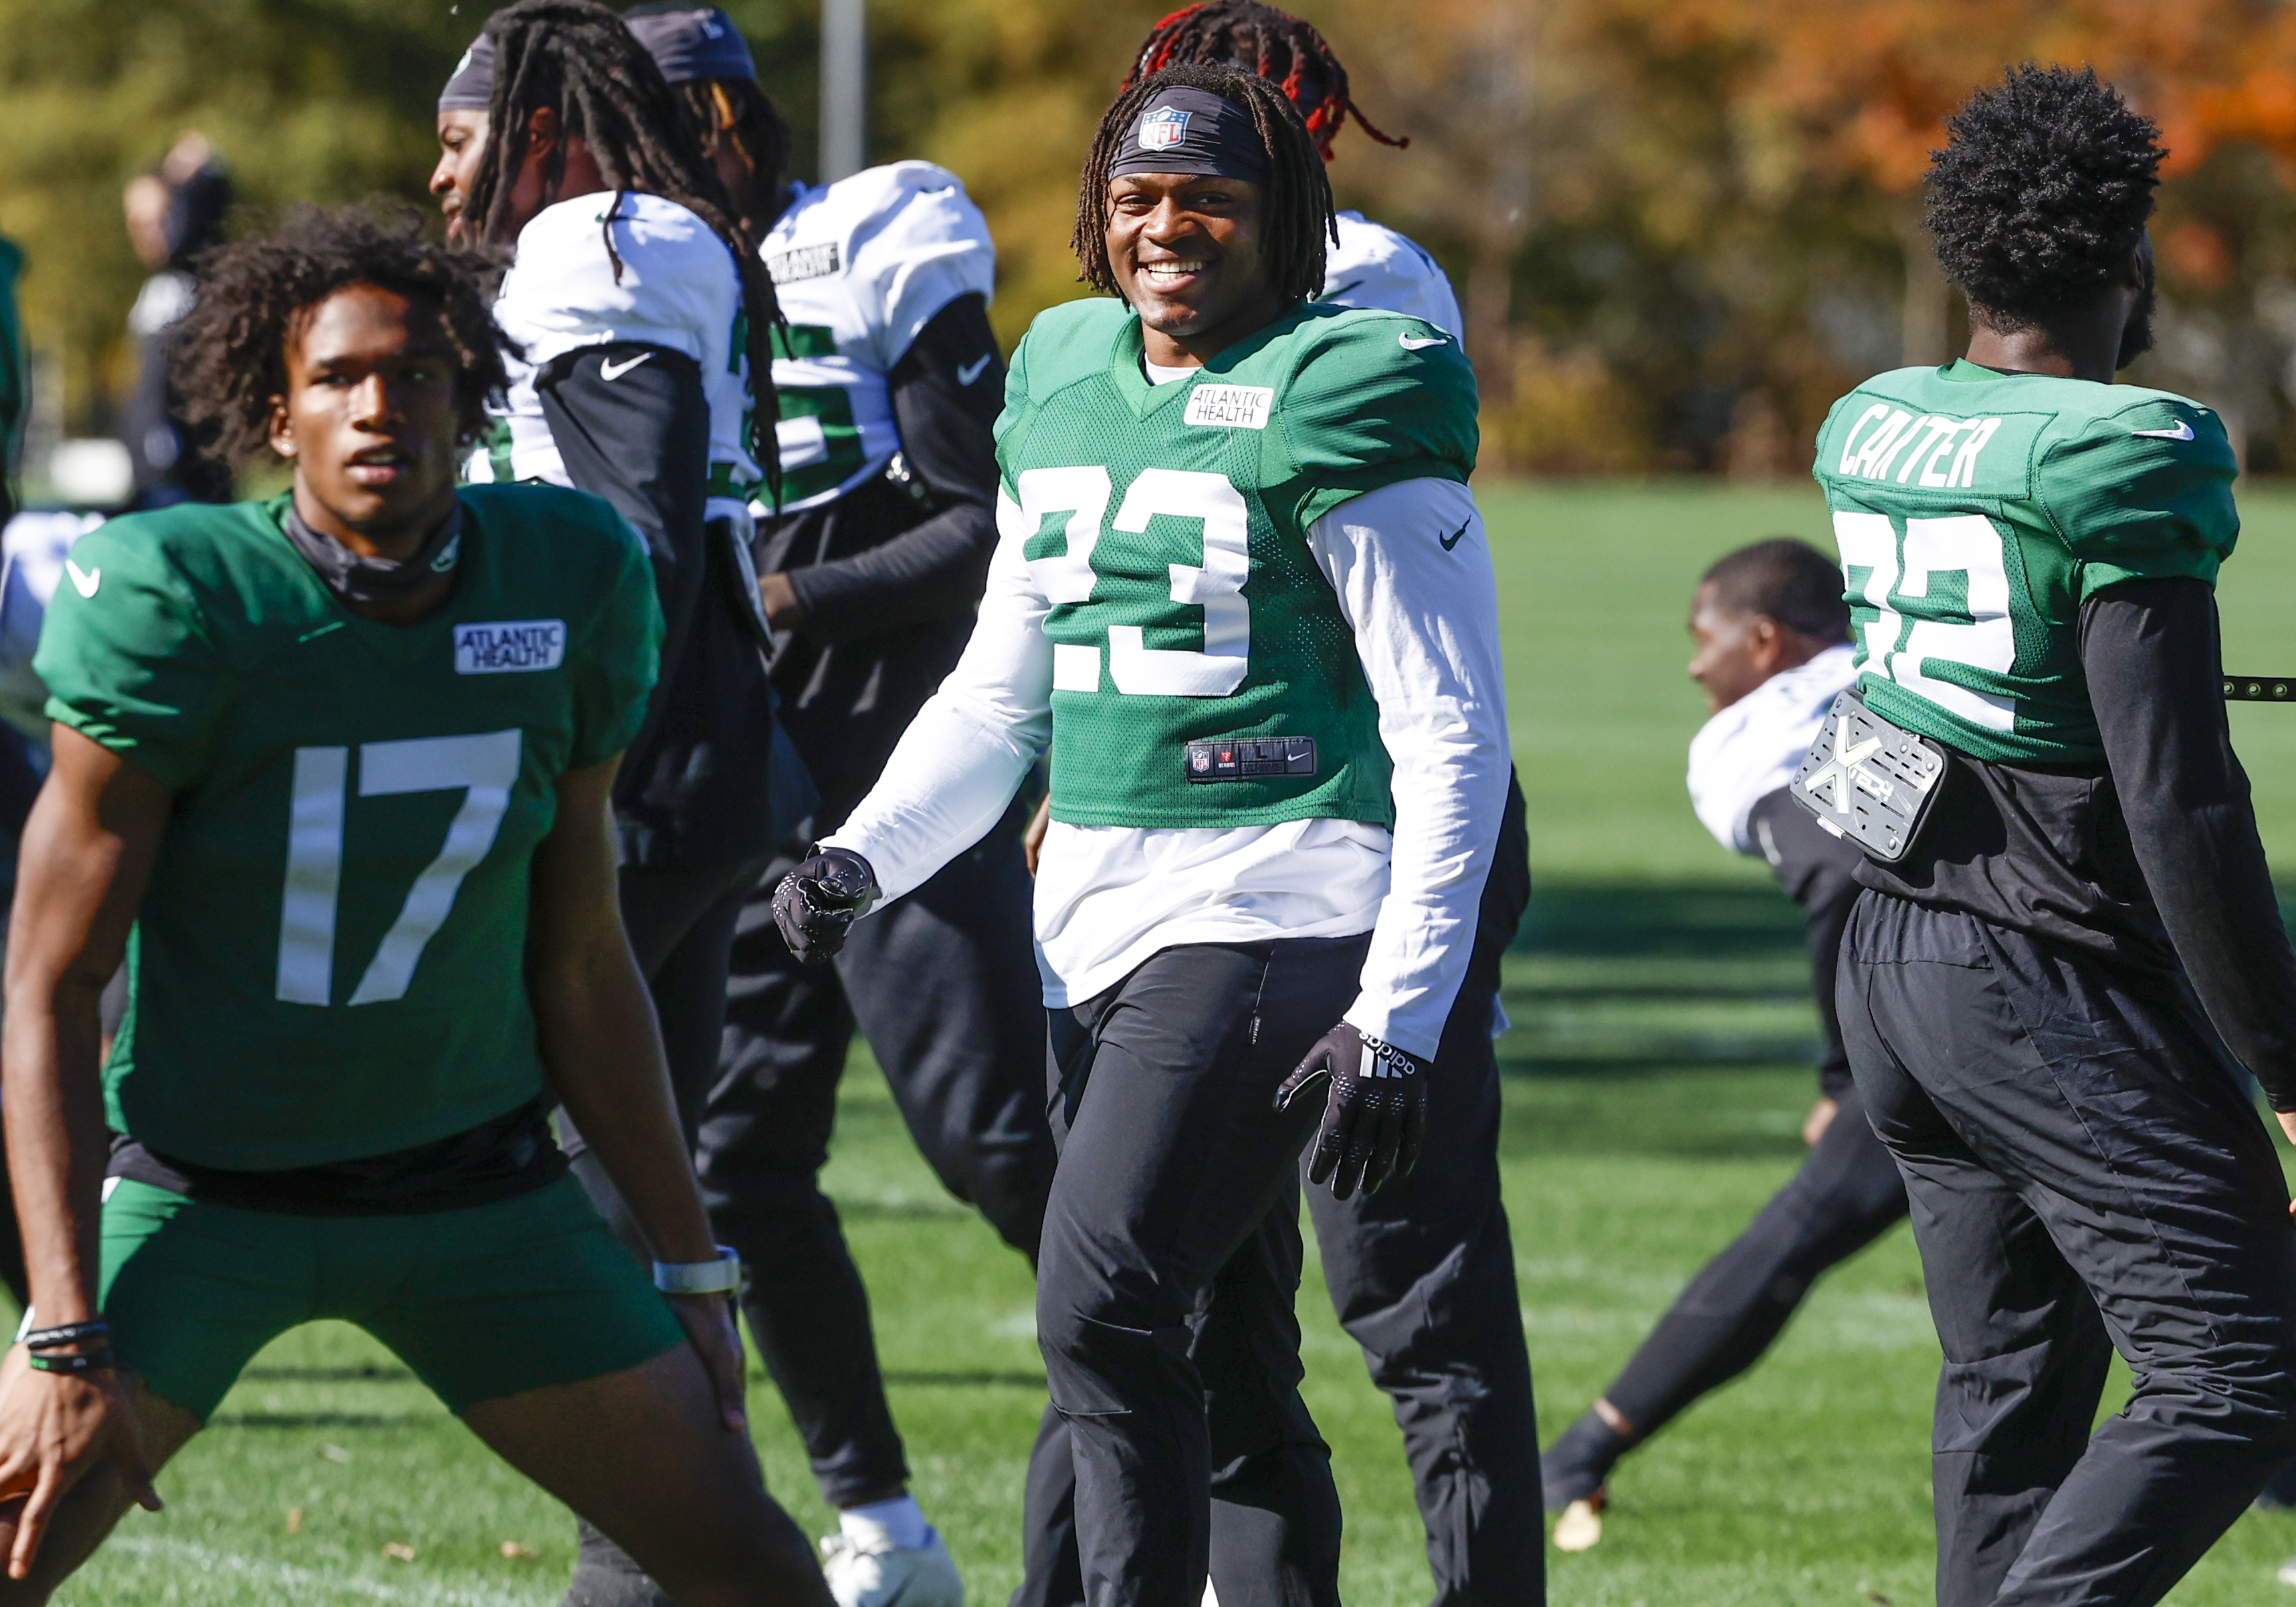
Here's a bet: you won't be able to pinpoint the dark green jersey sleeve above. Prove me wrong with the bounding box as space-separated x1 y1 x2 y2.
35 520 231 790
1278 314 1479 534
567 502 665 770
2040 401 2238 600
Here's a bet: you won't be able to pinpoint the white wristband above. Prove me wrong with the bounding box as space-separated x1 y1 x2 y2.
653 1247 742 1295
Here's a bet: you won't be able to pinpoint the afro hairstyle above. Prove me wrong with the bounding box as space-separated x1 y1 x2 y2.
1923 64 2162 328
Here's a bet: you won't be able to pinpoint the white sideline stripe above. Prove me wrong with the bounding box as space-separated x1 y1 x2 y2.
102 1534 541 1606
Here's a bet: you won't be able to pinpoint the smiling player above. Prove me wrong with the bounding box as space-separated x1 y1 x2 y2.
772 64 1510 1607
0 207 827 1606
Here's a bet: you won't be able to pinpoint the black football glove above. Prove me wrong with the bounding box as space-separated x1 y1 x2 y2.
1275 1023 1429 1201
770 845 880 965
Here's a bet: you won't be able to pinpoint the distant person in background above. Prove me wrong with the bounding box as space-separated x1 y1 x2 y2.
1539 538 1907 1551
118 133 233 508
1014 10 1542 1607
440 3 791 1602
0 228 24 524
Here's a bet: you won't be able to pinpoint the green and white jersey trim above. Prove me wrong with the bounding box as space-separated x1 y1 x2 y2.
756 162 995 511
1812 361 2237 764
475 191 762 522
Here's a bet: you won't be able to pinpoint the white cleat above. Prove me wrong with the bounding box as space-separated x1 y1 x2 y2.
1553 1495 1605 1553
821 1525 964 1607
2278 1554 2296 1587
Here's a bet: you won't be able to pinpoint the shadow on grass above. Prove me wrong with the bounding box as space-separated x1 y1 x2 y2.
1497 881 1824 1162
207 1412 398 1429
882 1370 1047 1389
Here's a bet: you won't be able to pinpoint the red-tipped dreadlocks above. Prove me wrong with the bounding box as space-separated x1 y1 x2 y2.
1122 1 1406 161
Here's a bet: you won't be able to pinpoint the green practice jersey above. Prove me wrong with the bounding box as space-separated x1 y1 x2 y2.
998 297 1477 828
1811 360 2237 765
35 485 661 1170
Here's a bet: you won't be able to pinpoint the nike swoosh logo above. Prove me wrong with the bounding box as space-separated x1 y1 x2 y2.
1438 519 1471 551
956 354 993 386
1399 333 1449 350
66 559 100 598
599 352 653 382
2132 419 2195 441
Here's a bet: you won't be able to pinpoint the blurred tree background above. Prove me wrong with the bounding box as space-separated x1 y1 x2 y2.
10 0 2296 475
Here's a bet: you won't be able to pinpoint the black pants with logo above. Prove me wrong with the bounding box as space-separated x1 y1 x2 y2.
1023 936 1368 1607
1843 891 2296 1607
697 802 1056 1507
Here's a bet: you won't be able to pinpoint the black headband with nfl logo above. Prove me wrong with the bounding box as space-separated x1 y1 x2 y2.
1108 87 1271 186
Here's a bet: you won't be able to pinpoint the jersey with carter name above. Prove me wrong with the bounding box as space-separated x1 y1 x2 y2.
474 191 763 522
34 485 660 1171
759 161 996 511
1812 359 2237 765
997 297 1477 828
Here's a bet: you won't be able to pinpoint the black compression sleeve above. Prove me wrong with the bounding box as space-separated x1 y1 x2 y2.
537 342 711 764
2082 576 2296 1105
782 293 1003 643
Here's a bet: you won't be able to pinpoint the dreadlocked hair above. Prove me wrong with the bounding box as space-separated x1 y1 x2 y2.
1925 64 2162 330
462 0 782 506
1124 2 1404 160
669 76 793 236
175 203 512 463
1073 64 1335 305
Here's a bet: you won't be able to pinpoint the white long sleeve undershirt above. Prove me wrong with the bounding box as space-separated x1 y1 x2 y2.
824 474 1510 1060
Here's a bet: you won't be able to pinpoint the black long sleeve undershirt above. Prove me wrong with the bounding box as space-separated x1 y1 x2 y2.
539 340 776 866
779 292 1003 643
2083 576 2296 1107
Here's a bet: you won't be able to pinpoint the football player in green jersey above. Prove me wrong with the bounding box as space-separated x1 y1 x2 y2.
1812 68 2296 1607
0 209 828 1606
777 64 1511 1607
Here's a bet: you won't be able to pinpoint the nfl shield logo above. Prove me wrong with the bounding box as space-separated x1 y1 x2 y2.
1138 107 1190 151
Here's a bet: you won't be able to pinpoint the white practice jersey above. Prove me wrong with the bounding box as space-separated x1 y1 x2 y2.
758 161 996 512
1318 211 1461 334
0 509 101 740
471 191 762 524
1687 643 1857 855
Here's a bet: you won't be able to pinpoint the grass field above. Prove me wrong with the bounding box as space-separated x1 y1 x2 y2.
54 480 2296 1605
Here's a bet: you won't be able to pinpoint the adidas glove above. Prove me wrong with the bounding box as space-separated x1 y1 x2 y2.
1275 1023 1429 1201
770 845 880 965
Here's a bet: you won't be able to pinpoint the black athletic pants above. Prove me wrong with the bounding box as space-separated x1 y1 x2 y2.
1301 972 1543 1606
696 802 1056 1507
1600 1080 1905 1435
1023 936 1367 1607
562 858 764 1233
1843 891 2296 1607
1300 774 1542 1607
1597 790 1908 1441
558 857 767 1607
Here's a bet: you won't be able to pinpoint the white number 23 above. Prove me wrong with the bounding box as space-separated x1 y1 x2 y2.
1011 466 1252 698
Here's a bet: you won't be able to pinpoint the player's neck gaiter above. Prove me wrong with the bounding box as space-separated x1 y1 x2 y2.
282 501 463 605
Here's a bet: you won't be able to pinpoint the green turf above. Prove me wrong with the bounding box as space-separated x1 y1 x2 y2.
54 481 2296 1604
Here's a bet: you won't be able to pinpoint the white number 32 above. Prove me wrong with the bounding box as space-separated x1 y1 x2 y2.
1832 510 2016 732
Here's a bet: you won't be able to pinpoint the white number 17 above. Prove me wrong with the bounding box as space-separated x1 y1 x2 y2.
275 729 522 1006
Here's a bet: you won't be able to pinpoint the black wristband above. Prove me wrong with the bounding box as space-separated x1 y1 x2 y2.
23 1321 108 1353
